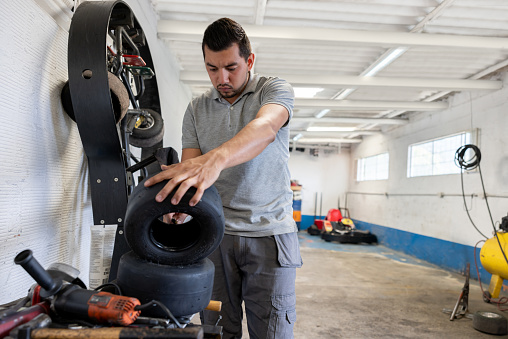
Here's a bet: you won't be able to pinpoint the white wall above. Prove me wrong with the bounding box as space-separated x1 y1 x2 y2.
348 72 508 247
288 149 350 218
0 0 92 303
0 0 191 303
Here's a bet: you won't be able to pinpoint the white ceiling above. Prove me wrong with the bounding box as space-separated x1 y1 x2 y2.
152 0 508 149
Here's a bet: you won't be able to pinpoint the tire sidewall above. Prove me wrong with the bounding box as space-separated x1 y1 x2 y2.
124 177 225 265
117 251 215 317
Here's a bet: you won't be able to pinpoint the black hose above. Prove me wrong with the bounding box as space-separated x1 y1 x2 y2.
93 282 123 295
134 300 182 328
455 144 508 266
455 144 487 238
455 144 481 170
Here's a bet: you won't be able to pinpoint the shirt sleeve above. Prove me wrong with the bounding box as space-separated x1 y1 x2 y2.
260 77 295 124
181 101 200 149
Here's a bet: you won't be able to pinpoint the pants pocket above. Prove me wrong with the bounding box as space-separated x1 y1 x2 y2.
274 233 303 268
267 293 296 339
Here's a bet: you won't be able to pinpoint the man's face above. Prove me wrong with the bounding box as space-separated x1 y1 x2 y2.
204 43 254 104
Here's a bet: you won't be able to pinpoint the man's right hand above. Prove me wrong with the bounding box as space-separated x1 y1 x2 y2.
144 148 225 207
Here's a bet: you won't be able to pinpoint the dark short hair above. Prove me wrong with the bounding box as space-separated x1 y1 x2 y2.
202 18 252 61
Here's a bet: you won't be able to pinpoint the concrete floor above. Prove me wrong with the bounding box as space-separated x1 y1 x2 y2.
237 231 508 338
292 231 508 339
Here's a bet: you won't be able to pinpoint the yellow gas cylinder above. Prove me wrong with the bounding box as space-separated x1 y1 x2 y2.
480 232 508 298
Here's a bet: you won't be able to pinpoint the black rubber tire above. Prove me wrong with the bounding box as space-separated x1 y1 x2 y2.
472 311 508 335
124 176 225 265
61 81 75 121
129 109 164 148
307 225 321 236
116 251 215 317
483 291 492 303
321 230 377 244
61 72 129 123
320 232 332 242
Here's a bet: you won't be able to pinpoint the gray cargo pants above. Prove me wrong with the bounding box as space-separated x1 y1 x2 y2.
201 232 302 339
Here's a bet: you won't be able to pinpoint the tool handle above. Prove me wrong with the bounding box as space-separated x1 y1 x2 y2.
14 250 62 298
0 302 49 338
30 326 204 338
205 300 222 312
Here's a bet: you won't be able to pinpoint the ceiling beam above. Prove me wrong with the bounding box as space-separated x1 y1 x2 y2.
410 0 455 33
353 57 508 134
290 144 341 151
295 99 448 111
292 117 408 125
292 138 362 144
180 71 502 91
158 20 508 50
291 130 381 137
312 0 455 121
254 0 267 25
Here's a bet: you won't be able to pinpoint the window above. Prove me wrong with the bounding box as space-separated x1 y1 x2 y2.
407 132 471 177
357 153 389 181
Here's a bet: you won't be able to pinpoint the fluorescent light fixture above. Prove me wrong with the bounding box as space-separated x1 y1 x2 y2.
363 47 407 77
292 133 303 141
307 126 356 132
315 109 330 119
293 87 324 98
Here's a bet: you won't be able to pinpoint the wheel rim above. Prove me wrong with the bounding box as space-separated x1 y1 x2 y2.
136 114 155 130
149 218 201 252
479 311 503 319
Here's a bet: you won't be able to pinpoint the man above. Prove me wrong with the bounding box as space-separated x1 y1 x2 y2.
144 17 302 338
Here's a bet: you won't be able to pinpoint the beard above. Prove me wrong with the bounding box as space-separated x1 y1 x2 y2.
216 72 250 99
217 85 238 99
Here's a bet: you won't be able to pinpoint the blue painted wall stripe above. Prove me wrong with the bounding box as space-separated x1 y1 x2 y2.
353 219 491 285
300 214 494 286
301 215 323 229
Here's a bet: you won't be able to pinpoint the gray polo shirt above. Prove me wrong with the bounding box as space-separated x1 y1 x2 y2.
182 73 296 237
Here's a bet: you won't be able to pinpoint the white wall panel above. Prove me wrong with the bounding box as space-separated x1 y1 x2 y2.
348 73 508 247
0 0 92 303
288 150 350 218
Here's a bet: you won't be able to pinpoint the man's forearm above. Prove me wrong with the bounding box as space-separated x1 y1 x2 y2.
145 103 289 206
208 103 288 171
209 118 277 170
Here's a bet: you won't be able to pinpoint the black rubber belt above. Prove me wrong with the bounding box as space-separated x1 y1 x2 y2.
68 1 132 281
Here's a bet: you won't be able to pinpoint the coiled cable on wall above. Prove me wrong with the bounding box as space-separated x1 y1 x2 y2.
455 144 488 239
455 144 481 171
455 144 508 266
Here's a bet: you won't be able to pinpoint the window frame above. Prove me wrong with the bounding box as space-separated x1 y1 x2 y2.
356 152 390 182
407 130 476 178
